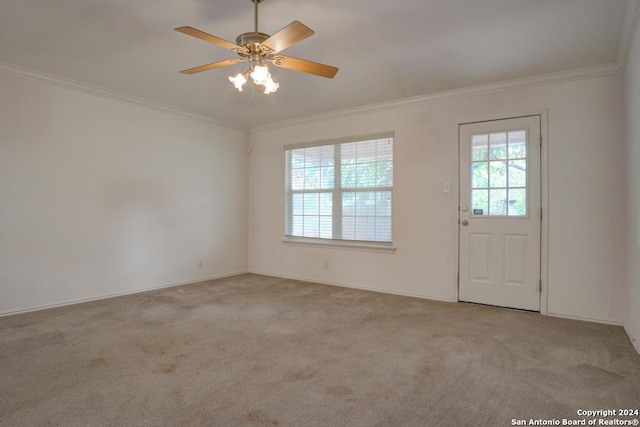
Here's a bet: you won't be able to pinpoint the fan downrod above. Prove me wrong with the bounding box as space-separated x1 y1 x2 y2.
250 0 265 33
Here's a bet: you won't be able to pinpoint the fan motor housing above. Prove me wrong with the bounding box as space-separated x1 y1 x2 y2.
236 32 270 53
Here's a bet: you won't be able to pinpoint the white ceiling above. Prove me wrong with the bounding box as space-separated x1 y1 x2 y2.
0 0 635 128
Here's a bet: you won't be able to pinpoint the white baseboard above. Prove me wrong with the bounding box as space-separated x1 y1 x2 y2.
546 311 623 326
624 323 640 354
249 269 458 304
252 270 631 329
6 270 635 356
0 270 249 317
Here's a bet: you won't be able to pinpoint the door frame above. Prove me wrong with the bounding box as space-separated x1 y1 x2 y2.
453 109 549 315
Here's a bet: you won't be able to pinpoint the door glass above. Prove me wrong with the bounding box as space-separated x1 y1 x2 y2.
472 134 489 161
507 188 526 216
508 131 527 158
470 130 527 216
489 189 507 215
472 189 488 214
489 133 507 160
472 163 488 188
489 161 507 187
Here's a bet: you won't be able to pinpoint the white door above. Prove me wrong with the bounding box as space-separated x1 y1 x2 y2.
459 116 541 311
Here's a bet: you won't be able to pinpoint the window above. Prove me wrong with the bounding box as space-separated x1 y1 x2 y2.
285 134 393 246
470 130 527 216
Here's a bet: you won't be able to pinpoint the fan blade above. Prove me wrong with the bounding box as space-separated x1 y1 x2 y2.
271 55 338 79
175 26 242 51
262 21 314 53
180 58 241 74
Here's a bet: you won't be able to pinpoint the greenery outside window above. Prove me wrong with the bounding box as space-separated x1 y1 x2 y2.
284 133 393 247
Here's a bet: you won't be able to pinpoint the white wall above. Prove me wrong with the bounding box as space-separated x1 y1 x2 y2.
0 56 630 332
623 17 640 351
248 74 627 325
0 72 249 314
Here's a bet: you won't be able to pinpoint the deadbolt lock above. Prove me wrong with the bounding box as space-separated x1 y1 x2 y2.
461 206 468 212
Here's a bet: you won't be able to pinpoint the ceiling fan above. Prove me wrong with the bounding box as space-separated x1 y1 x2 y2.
175 0 339 94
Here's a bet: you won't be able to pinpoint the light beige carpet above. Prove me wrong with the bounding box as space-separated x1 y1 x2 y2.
1 274 639 426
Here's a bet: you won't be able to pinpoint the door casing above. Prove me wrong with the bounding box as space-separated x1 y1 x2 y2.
454 110 549 314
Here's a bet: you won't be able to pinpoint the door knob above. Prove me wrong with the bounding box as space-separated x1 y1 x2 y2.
461 219 469 226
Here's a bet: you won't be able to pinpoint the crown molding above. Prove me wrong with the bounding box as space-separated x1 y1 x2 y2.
0 60 247 133
0 39 627 136
617 0 640 70
249 62 622 133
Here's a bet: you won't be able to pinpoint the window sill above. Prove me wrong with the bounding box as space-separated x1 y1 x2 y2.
282 237 396 253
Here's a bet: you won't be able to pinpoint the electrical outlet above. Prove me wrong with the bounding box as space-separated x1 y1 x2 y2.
198 260 203 268
323 261 329 270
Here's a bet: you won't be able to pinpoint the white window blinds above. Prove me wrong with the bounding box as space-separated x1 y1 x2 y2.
285 134 393 243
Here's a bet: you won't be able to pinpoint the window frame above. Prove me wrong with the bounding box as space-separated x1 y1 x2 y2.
469 129 529 218
283 133 395 253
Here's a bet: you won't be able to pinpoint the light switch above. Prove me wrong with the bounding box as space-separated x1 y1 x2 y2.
442 181 450 193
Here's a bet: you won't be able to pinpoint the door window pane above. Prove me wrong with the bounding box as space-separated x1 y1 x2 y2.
472 189 489 215
489 133 507 160
508 131 526 159
489 189 507 215
508 160 526 187
489 161 507 187
508 189 526 216
472 134 489 161
472 162 488 188
470 129 528 217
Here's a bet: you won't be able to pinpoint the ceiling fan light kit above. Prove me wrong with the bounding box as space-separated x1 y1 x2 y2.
175 0 338 95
